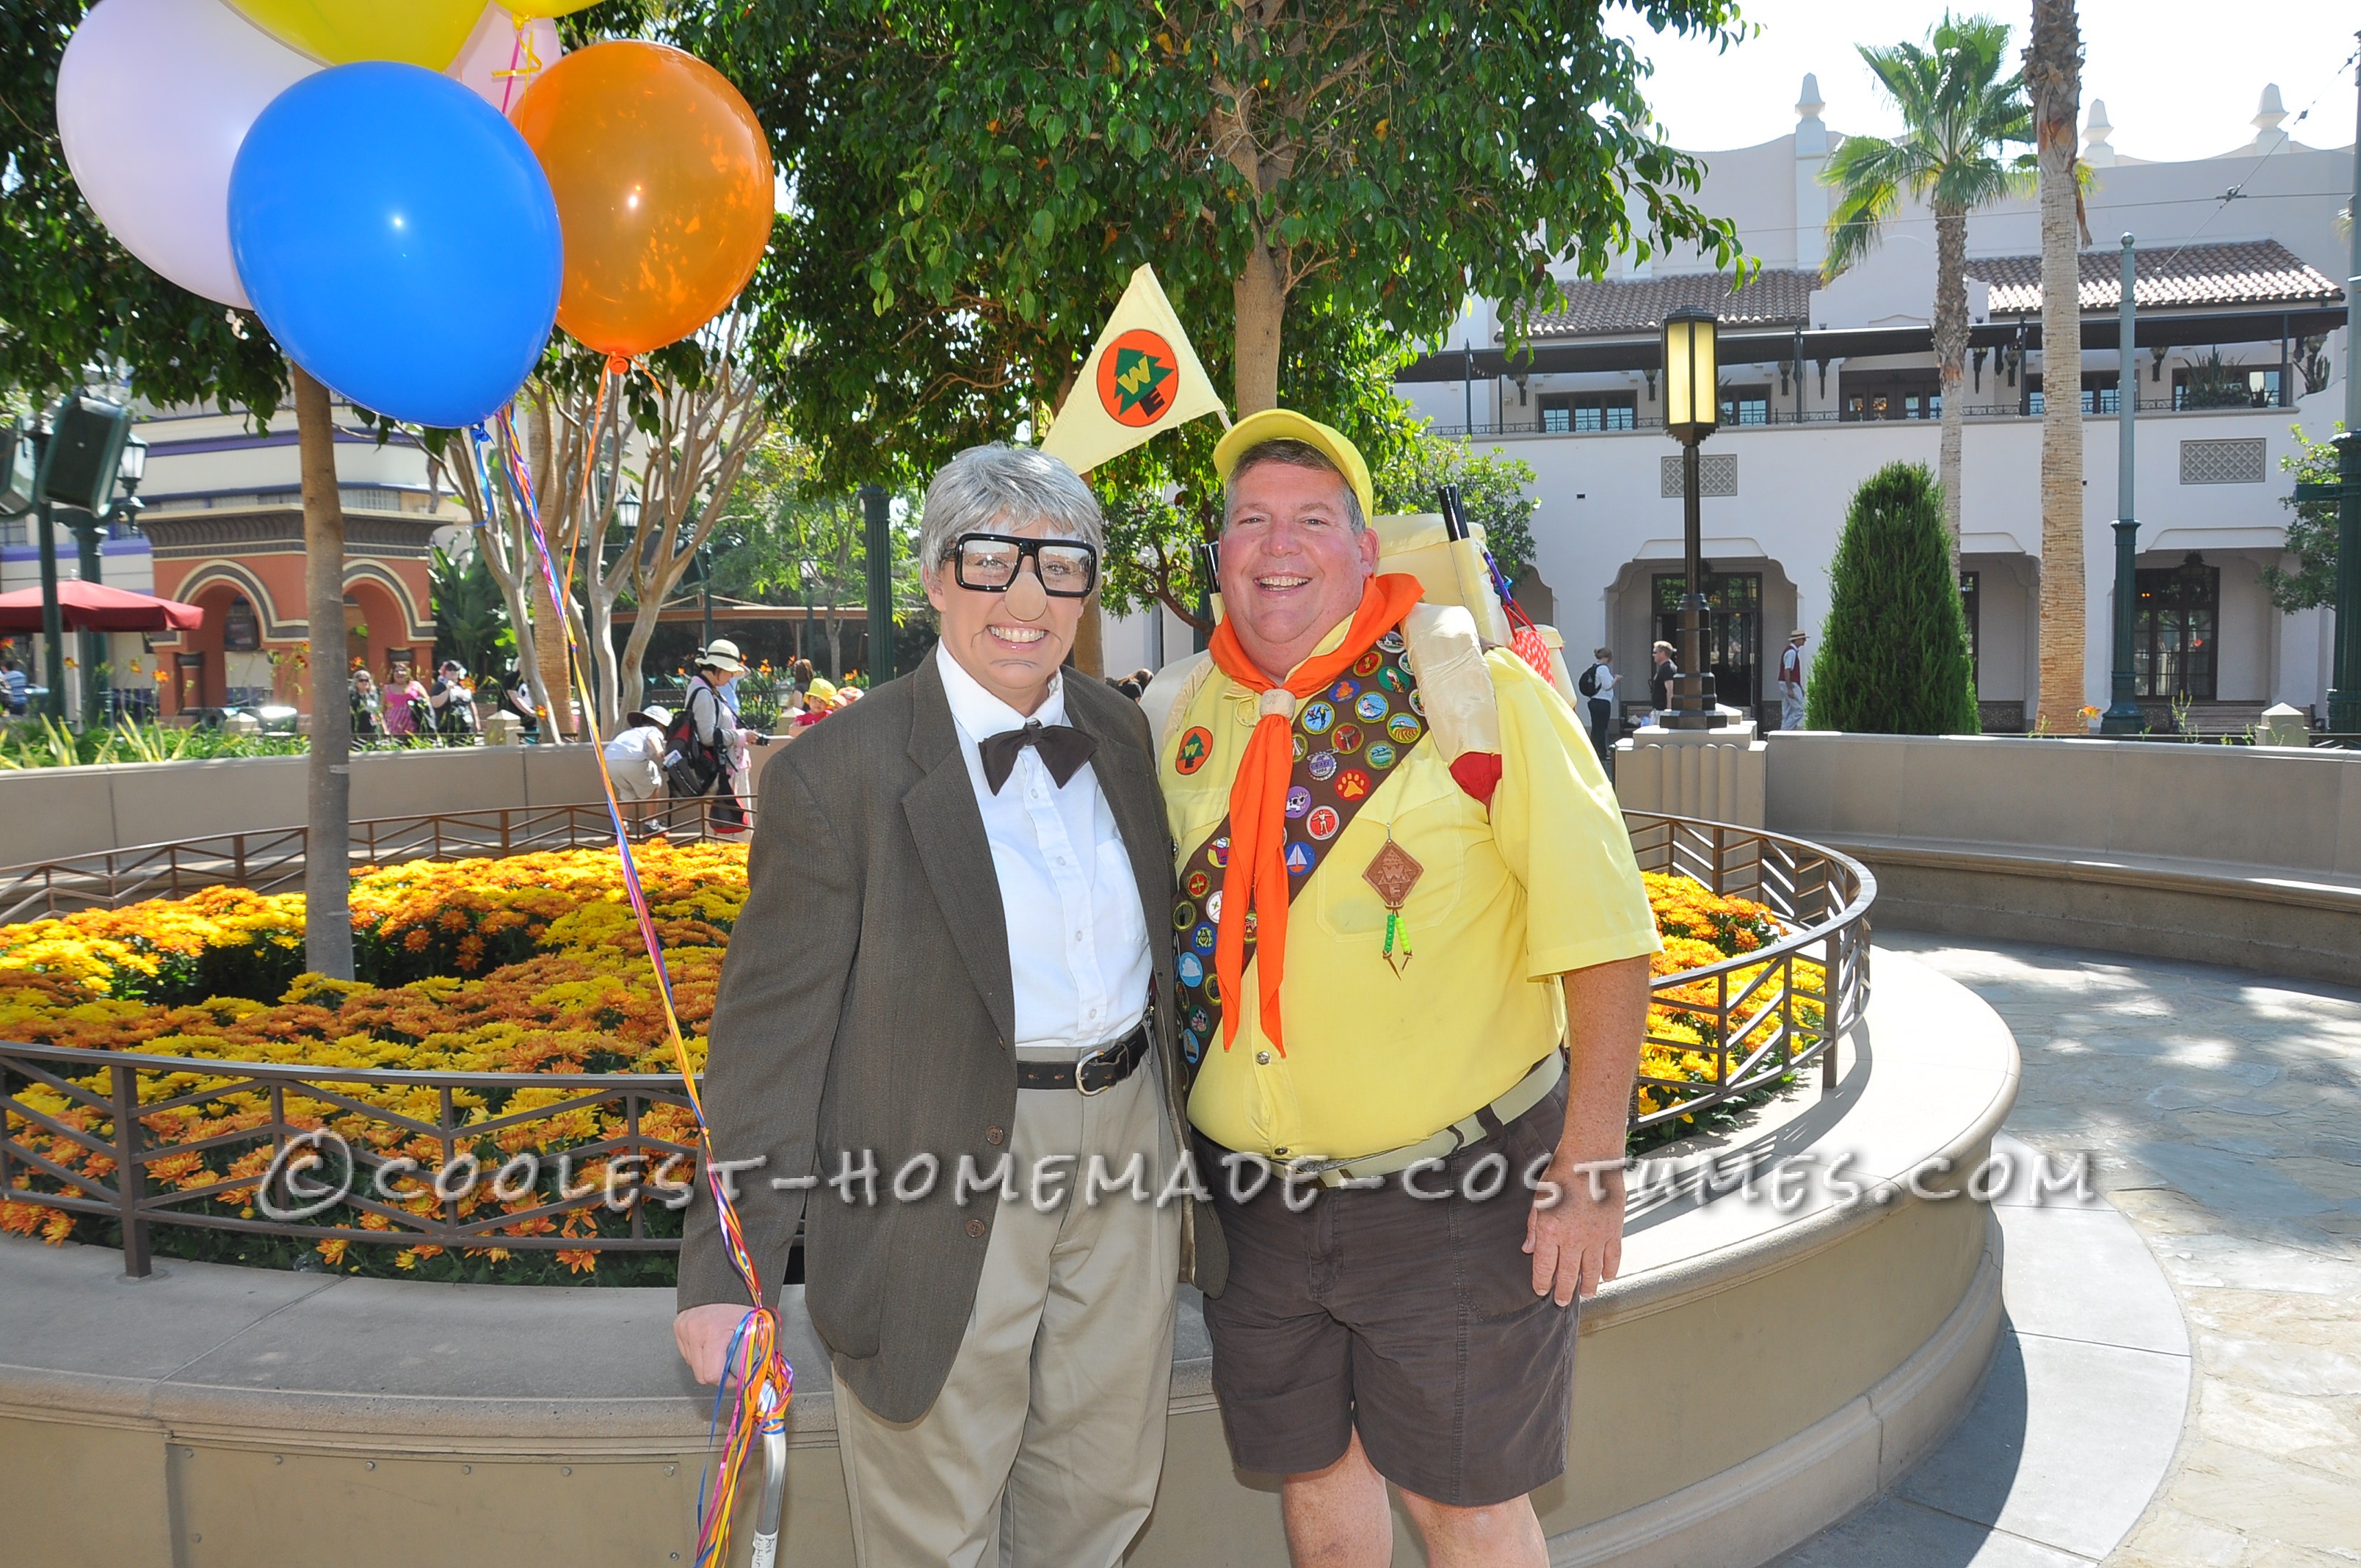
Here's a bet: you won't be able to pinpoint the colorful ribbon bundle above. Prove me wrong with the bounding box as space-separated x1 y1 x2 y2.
470 400 789 1568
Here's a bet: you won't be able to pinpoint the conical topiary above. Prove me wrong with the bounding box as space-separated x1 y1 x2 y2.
1805 462 1981 734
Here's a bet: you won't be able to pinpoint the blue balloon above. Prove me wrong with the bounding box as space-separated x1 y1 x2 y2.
230 63 562 429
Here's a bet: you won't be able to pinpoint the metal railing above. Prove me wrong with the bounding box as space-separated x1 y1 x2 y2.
0 799 735 927
1 813 1873 1273
1623 813 1875 1131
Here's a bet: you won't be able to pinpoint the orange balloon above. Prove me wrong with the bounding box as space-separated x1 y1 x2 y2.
512 41 775 358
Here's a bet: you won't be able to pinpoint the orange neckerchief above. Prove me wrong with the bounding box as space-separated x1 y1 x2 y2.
1205 572 1425 1056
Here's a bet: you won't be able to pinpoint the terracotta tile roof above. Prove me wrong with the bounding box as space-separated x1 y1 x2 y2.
1975 239 2342 313
1517 268 1817 340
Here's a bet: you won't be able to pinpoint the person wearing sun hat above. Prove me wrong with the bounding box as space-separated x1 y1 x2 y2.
1150 406 1659 1564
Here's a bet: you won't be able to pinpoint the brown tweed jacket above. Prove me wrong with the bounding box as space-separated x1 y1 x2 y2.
676 653 1226 1423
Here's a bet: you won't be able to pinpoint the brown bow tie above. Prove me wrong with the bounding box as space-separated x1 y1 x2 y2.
979 719 1098 794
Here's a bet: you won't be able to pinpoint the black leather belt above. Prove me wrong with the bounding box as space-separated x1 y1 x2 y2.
1014 1023 1151 1095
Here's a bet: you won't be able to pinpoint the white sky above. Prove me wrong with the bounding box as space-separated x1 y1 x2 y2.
1617 0 2360 164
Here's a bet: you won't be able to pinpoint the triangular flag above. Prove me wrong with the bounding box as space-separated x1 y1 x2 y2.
1039 264 1228 474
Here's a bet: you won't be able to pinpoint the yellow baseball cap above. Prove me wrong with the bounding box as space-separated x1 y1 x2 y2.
1211 408 1375 524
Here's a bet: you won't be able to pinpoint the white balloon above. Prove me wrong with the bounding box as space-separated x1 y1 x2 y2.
57 0 316 308
446 4 563 117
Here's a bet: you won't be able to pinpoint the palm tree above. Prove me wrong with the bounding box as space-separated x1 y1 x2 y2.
1821 14 2034 569
2025 0 2086 733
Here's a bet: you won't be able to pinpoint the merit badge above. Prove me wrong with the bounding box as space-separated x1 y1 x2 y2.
1285 785 1313 818
1243 910 1258 940
1335 769 1371 801
1291 732 1308 763
1377 664 1409 693
1284 841 1316 876
1354 691 1389 723
1353 649 1383 677
1172 900 1196 930
1332 723 1363 755
1386 712 1423 745
1186 869 1211 899
1308 750 1338 782
1192 923 1218 951
1302 701 1336 734
1177 952 1205 988
1329 677 1358 703
1361 830 1425 976
1306 805 1341 841
1190 1008 1211 1034
1208 835 1230 868
1175 726 1213 774
1206 890 1224 923
1378 629 1405 653
1408 689 1425 716
1366 741 1397 770
1180 1029 1202 1064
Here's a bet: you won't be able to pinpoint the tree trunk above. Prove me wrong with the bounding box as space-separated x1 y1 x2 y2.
1072 598 1105 677
293 365 353 979
1232 242 1286 415
1932 204 1969 577
2028 0 2086 734
524 400 576 739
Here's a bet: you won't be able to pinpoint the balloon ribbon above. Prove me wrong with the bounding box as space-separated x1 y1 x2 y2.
471 411 787 1568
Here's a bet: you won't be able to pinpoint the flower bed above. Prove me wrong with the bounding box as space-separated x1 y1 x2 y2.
1 849 1820 1282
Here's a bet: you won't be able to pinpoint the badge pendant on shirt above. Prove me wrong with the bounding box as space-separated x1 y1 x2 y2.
1360 829 1424 977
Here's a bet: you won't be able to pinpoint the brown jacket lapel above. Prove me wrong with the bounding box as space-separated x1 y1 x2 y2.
899 655 1016 1046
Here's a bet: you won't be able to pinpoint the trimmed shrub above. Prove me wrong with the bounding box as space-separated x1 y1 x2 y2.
1806 462 1980 734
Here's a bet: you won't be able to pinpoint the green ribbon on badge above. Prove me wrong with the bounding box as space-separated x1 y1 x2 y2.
1363 831 1423 979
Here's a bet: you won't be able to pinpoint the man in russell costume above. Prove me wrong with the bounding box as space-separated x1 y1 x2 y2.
1149 408 1660 1567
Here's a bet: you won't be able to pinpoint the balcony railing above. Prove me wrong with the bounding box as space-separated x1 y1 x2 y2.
1429 396 2271 440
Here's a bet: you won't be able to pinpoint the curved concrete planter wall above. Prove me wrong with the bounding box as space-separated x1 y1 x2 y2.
1766 733 2361 982
0 952 2016 1568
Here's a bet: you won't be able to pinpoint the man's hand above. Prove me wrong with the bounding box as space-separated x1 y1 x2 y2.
675 1302 759 1386
1525 1150 1625 1304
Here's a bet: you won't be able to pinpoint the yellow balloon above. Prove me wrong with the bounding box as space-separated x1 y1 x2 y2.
222 1 483 70
503 1 605 17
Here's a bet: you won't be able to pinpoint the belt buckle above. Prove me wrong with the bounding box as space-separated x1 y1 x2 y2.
1075 1041 1117 1096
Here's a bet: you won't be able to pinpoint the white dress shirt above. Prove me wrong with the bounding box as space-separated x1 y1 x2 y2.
935 644 1151 1053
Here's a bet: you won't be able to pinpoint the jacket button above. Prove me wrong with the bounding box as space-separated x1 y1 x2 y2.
965 1217 987 1238
985 1126 1005 1147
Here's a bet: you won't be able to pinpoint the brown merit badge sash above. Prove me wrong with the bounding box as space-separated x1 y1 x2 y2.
1169 624 1428 1078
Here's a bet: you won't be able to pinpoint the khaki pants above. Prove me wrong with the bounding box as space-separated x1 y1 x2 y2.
835 1056 1180 1568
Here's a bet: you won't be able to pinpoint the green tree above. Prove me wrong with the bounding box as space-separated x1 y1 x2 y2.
1806 462 1979 735
2263 422 2343 611
1821 12 2033 565
682 0 1747 480
429 543 514 679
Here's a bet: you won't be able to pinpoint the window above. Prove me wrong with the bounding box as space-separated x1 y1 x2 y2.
1653 570 1763 712
1538 391 1637 433
2133 553 2218 701
1719 385 1771 426
1839 369 1942 421
222 595 261 653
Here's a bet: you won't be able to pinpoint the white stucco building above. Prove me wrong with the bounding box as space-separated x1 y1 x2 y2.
1390 80 2354 733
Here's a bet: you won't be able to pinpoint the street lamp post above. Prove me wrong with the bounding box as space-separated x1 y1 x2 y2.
1660 307 1722 730
860 483 893 682
2101 235 2146 736
2299 41 2361 734
30 393 134 726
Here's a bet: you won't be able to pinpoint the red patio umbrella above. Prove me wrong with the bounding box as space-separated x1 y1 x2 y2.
0 581 205 633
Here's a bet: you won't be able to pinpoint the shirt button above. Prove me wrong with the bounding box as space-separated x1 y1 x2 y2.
985 1126 1005 1147
1255 1050 1271 1065
965 1217 987 1238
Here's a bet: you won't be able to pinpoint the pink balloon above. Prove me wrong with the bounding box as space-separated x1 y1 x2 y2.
446 4 563 117
56 0 317 308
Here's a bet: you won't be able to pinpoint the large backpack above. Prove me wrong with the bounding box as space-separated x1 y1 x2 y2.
661 690 725 798
1577 662 1600 698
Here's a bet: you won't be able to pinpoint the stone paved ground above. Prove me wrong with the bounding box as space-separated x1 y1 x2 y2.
1883 933 2361 1568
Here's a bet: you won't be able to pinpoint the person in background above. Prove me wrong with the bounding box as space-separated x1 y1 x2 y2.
1578 647 1618 758
1779 629 1809 731
501 682 542 741
429 661 478 740
603 705 671 837
350 667 382 740
1648 639 1679 718
683 639 767 832
3 653 30 717
383 662 429 742
789 656 815 695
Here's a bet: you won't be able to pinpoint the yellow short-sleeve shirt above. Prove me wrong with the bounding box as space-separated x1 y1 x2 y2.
1162 632 1661 1161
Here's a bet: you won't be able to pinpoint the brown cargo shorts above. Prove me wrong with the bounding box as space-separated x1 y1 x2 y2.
1194 1076 1577 1509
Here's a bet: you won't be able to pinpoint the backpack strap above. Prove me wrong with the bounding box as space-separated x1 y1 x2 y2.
1139 649 1215 753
